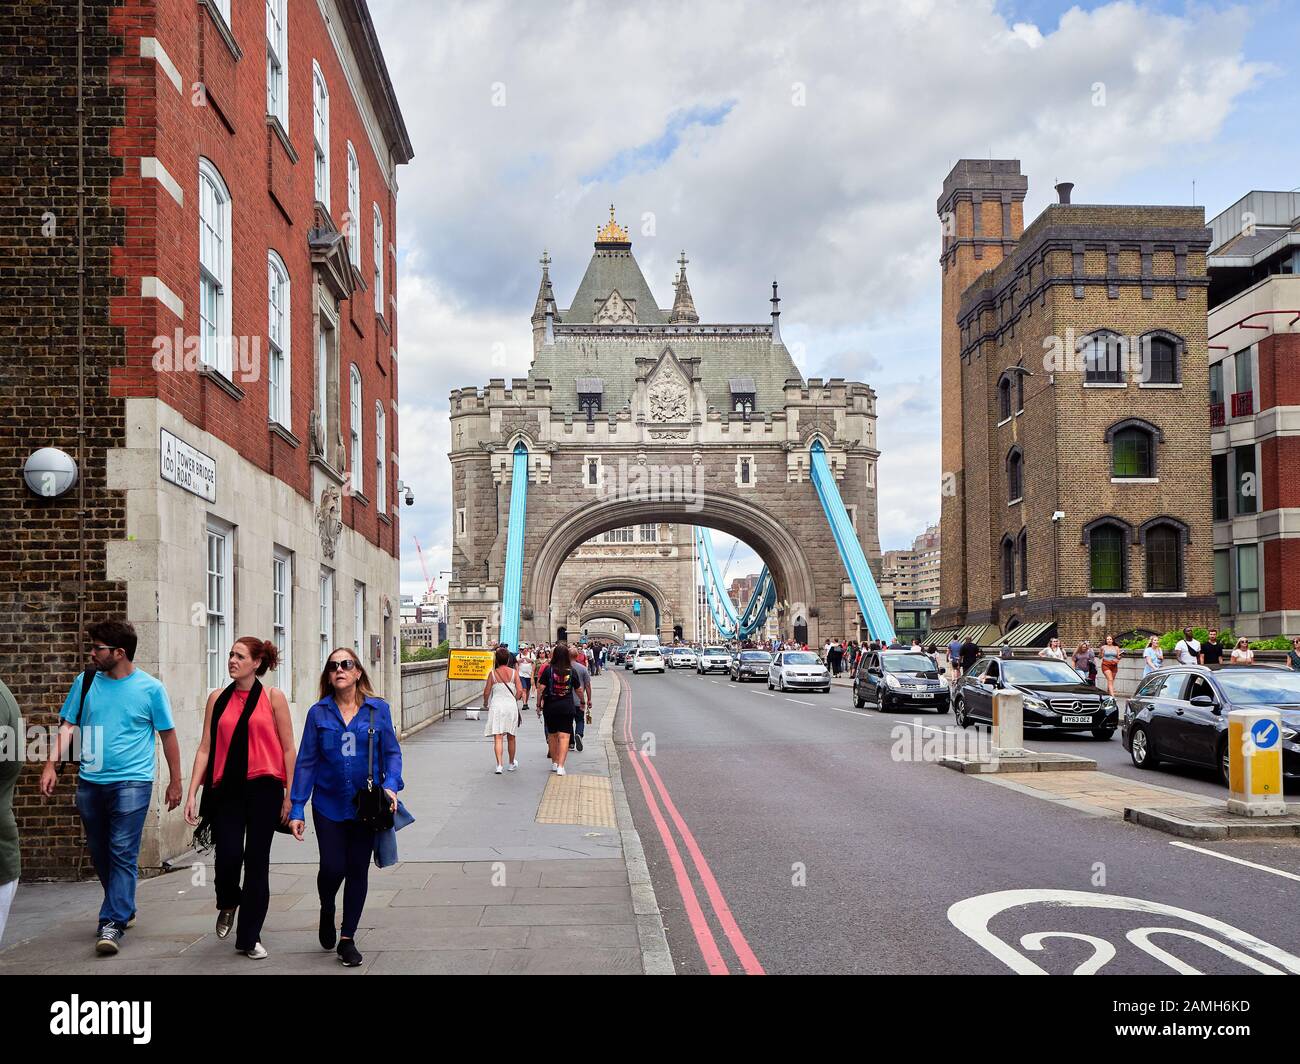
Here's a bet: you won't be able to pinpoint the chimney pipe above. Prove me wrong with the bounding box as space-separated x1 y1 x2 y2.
1055 182 1074 205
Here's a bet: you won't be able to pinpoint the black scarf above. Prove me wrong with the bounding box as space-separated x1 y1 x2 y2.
193 678 263 851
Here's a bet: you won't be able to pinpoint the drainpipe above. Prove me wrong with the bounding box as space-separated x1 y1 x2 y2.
76 0 87 655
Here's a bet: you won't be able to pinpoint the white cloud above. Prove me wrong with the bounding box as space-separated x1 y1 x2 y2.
371 0 1264 570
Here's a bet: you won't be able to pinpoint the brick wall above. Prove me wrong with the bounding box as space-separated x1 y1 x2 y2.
0 1 129 879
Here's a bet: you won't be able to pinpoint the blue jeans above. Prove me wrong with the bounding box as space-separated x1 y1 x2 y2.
75 779 152 930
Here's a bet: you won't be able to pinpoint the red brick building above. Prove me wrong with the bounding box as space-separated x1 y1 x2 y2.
1206 192 1300 637
0 0 412 877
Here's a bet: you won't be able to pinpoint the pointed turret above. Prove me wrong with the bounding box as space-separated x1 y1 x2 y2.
770 280 782 344
669 250 699 325
532 250 559 354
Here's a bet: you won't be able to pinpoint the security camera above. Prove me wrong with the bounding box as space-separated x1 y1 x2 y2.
1051 511 1065 522
404 488 415 506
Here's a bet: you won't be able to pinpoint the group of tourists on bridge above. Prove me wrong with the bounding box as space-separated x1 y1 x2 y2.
12 619 407 968
480 641 598 778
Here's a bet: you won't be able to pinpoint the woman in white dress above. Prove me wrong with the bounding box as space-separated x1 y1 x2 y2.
481 646 524 775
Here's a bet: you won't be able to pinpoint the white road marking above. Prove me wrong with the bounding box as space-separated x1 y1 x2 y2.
786 699 815 706
753 691 775 697
907 720 961 737
828 707 871 717
1169 841 1300 884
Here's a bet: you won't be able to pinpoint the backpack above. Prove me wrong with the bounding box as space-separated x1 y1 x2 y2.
541 665 574 704
57 666 98 776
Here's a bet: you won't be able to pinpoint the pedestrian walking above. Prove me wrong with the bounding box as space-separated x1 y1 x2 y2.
518 648 535 700
571 653 592 752
1099 635 1122 698
1072 641 1096 684
1288 637 1300 671
959 636 980 675
948 636 963 675
1173 627 1201 666
0 677 20 948
39 621 181 955
184 637 296 960
535 643 579 775
1230 638 1255 664
1142 636 1164 676
1199 629 1223 665
1037 637 1066 661
289 648 403 968
482 647 523 774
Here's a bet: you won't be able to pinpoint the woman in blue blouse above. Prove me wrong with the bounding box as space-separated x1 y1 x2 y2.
289 648 402 968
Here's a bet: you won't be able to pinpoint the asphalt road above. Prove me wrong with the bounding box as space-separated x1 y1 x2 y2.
614 666 1300 975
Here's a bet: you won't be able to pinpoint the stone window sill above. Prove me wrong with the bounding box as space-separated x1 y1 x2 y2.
1111 477 1157 483
198 0 241 60
351 489 370 508
996 417 1011 428
1143 592 1187 598
1083 381 1127 389
200 365 244 401
378 512 392 526
267 115 297 161
1138 382 1182 389
269 420 300 448
1008 497 1023 506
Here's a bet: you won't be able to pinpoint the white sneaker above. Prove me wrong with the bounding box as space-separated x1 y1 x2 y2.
242 942 268 960
551 762 559 772
507 761 517 772
494 764 503 774
555 765 566 776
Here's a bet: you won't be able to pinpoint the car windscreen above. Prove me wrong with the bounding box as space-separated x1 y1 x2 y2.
705 647 727 655
1212 669 1300 705
739 652 771 662
1002 660 1084 685
882 654 934 673
783 652 820 665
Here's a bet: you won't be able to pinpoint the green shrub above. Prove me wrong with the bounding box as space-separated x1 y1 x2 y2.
1121 627 1234 653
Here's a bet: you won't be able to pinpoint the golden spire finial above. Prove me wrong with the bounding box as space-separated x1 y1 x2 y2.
595 204 630 245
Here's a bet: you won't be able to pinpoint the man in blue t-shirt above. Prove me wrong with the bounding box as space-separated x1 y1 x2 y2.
40 620 181 956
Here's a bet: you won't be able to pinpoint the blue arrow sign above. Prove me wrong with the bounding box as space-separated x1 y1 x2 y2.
1251 718 1279 750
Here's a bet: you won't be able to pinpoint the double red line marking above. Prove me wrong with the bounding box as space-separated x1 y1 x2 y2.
616 674 764 975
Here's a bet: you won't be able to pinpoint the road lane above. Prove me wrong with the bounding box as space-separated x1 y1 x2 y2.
615 667 1300 975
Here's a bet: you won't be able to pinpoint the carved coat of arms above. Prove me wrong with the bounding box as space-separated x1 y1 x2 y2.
648 378 688 422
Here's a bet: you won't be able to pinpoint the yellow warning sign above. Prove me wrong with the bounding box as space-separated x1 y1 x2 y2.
447 648 495 681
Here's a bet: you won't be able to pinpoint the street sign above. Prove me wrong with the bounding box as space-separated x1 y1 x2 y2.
1228 708 1286 816
159 428 216 502
447 648 494 681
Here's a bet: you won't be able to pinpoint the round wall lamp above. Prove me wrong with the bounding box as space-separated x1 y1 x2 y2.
23 447 79 498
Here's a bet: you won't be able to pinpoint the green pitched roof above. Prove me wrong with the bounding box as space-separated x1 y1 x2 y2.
562 246 668 324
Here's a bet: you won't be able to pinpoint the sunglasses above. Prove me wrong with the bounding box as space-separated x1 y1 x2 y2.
326 659 358 673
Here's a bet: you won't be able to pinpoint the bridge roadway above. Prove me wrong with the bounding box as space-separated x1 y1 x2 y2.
612 666 1300 975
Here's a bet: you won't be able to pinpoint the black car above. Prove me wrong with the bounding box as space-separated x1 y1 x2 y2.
952 656 1119 739
853 650 949 712
730 650 772 682
1122 664 1300 785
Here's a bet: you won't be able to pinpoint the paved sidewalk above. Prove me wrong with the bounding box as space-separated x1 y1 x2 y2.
0 672 669 975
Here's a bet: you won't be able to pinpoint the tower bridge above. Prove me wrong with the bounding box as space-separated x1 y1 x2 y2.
447 208 894 649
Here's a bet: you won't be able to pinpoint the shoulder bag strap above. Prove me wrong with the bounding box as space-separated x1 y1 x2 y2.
366 704 376 789
72 666 97 726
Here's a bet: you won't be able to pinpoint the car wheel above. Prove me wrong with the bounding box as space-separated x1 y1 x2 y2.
777 675 785 692
1129 724 1158 769
853 693 864 709
1091 727 1115 741
1218 738 1230 786
875 692 888 712
953 697 968 728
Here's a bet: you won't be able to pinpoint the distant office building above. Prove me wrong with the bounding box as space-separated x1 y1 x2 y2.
1206 191 1300 637
883 524 941 606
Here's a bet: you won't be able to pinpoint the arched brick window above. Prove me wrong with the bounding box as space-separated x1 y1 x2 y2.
1139 516 1189 593
1082 517 1132 593
1078 330 1125 384
1105 417 1163 479
1006 446 1023 503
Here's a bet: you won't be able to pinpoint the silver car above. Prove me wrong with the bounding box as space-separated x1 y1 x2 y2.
768 650 831 693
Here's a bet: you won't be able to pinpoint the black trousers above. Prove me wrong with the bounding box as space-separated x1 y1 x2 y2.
313 809 373 939
213 775 284 951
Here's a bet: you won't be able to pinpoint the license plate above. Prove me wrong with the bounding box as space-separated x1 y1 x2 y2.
1062 714 1093 725
911 692 933 699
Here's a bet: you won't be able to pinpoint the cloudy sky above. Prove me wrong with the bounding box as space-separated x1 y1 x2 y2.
369 0 1296 598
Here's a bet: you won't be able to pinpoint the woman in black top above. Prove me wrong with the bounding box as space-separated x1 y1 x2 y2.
1287 637 1300 671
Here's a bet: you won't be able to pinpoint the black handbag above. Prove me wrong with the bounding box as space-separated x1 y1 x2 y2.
352 705 394 830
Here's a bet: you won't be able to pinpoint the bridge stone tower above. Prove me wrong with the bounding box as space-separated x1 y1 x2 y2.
448 209 884 648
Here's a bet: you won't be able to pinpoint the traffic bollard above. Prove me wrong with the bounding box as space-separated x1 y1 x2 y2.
991 690 1027 757
1227 708 1287 816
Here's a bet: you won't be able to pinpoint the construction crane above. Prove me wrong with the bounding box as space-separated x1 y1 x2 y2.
412 535 437 602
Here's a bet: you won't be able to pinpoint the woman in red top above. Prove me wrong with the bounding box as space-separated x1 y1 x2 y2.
184 637 296 959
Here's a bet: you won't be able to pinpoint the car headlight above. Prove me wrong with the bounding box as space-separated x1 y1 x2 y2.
1283 727 1298 742
1022 696 1047 712
1101 696 1118 711
936 676 949 689
885 674 902 689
